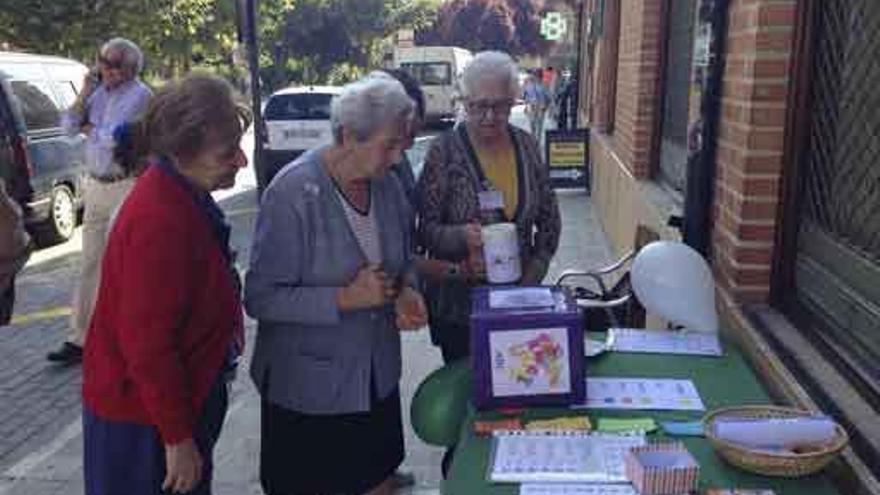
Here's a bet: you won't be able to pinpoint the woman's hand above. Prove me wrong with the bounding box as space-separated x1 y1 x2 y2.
463 254 486 282
462 223 483 252
519 259 545 285
163 438 203 493
462 223 486 281
395 286 428 330
337 264 397 311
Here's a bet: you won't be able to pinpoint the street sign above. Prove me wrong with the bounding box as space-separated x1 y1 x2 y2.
541 11 568 41
545 128 590 190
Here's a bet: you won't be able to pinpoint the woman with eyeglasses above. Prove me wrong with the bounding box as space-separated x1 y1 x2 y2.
417 51 562 365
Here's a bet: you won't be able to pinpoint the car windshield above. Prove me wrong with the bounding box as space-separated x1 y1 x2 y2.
400 62 452 86
264 93 335 121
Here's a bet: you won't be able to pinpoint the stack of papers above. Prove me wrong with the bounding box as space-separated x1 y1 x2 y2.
609 328 722 356
489 287 556 309
489 431 645 483
575 378 706 411
520 484 638 495
712 416 838 449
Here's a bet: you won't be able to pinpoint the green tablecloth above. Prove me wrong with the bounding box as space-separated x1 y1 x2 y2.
441 337 841 494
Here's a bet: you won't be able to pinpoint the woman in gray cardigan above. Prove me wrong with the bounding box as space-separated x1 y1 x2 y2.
245 76 427 495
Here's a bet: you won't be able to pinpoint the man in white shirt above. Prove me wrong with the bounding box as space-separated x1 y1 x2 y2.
47 38 152 364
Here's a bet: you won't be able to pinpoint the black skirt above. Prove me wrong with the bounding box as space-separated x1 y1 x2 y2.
260 388 405 495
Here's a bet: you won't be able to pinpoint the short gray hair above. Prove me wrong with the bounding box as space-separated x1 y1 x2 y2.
101 38 144 73
331 76 414 144
460 51 520 100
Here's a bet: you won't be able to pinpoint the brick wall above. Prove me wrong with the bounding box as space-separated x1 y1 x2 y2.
586 0 676 256
611 0 663 179
590 0 620 131
713 0 798 305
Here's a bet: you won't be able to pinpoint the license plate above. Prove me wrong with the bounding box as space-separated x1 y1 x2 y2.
284 129 322 139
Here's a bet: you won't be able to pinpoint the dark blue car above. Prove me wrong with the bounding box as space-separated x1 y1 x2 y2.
0 52 87 245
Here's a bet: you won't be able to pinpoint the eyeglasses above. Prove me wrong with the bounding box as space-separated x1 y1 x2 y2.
465 99 514 117
98 56 125 70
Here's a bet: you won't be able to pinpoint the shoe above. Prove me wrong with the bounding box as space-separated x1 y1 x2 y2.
391 470 416 488
46 342 82 364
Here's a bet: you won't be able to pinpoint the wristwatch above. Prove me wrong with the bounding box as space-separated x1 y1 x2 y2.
446 262 461 278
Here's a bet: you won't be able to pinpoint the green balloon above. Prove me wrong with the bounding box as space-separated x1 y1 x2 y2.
410 360 472 447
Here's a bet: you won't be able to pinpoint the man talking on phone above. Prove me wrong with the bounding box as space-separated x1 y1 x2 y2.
47 38 152 364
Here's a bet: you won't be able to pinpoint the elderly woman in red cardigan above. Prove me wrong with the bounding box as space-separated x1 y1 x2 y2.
81 74 250 495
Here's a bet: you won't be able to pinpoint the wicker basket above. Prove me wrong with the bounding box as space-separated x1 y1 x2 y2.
703 405 848 478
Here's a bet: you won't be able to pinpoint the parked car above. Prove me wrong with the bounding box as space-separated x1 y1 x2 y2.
0 51 88 245
261 85 341 187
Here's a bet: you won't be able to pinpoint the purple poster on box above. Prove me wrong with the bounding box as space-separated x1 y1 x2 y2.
470 286 585 409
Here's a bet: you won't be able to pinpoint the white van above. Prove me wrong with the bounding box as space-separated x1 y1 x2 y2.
262 85 341 185
394 46 472 122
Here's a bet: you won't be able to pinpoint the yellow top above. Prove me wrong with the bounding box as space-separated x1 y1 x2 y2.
475 142 519 220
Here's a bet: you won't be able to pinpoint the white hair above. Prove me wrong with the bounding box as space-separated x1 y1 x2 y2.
460 51 520 99
331 76 414 144
101 37 144 73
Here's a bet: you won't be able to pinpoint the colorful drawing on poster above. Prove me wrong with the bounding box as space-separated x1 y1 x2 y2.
490 328 572 398
508 332 564 386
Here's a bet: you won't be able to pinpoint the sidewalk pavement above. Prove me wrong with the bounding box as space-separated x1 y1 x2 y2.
0 140 608 495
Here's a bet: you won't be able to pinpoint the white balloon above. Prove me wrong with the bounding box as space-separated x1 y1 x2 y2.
630 241 719 332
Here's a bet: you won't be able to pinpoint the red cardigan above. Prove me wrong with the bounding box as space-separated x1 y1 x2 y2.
82 165 241 444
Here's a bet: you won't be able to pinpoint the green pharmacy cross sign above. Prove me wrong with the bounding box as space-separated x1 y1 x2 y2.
541 11 568 41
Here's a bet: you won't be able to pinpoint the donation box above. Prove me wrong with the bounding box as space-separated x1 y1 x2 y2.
470 286 585 410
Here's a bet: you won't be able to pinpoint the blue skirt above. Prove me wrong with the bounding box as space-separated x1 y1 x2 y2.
83 376 229 495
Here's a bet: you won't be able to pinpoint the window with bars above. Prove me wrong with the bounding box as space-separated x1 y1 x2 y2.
656 0 696 193
791 0 880 398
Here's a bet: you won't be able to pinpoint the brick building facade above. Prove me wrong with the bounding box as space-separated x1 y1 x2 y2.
577 1 879 490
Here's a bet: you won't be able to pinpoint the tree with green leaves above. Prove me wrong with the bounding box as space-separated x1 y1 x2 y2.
0 0 437 91
416 0 553 56
258 0 438 90
0 0 238 81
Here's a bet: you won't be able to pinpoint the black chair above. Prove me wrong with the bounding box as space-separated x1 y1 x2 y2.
554 226 660 332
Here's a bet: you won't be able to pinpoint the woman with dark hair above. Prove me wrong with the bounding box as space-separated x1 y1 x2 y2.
81 73 251 495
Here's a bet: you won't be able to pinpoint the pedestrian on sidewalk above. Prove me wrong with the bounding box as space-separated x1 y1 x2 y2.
418 51 562 365
47 38 152 364
81 74 250 495
555 75 578 131
0 177 32 325
377 70 477 297
523 69 550 141
245 76 428 495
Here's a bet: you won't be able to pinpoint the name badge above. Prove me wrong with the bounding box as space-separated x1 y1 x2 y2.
478 189 505 211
